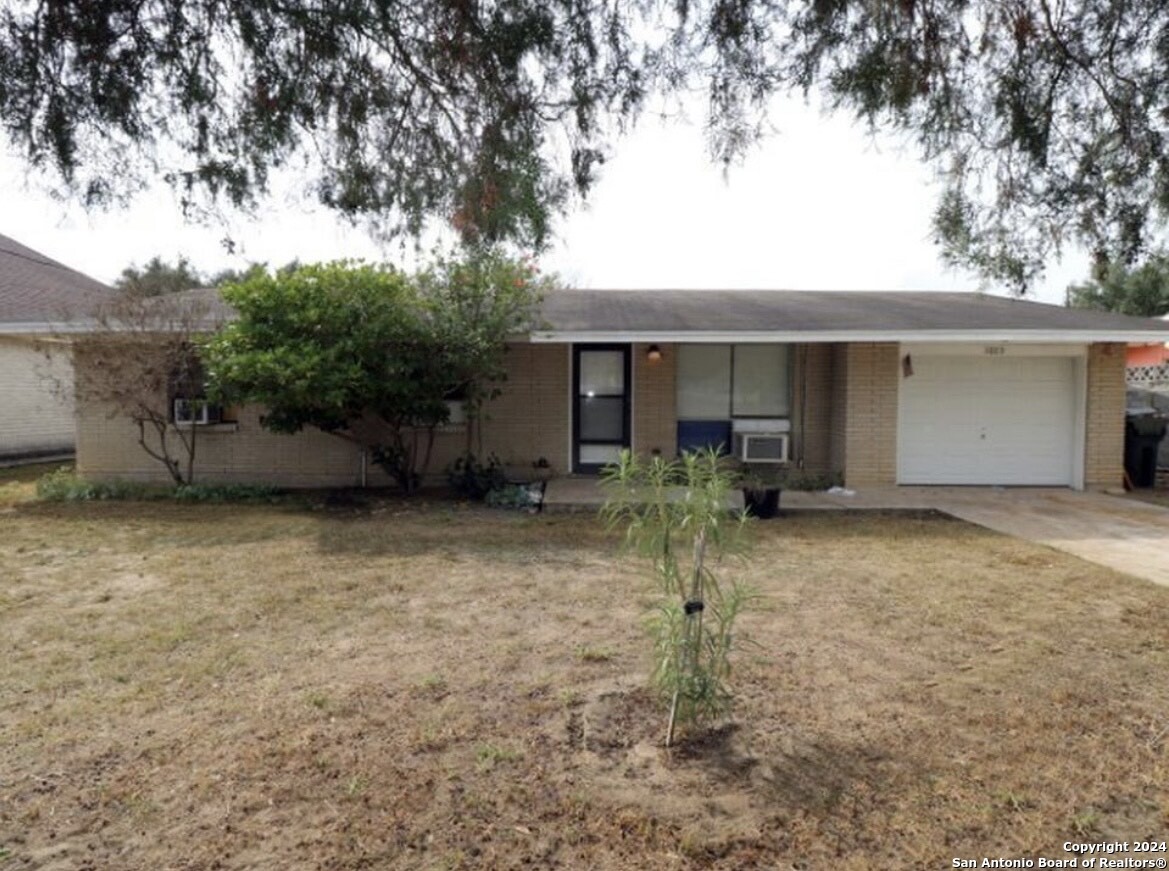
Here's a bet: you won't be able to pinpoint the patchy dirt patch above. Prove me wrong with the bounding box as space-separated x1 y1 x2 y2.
2 501 1168 869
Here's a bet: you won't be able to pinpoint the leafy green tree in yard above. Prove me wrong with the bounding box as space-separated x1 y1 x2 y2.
203 252 545 492
418 248 548 455
3 1 1169 288
1066 254 1169 318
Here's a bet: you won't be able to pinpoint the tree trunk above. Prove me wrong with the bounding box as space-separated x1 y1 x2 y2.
666 525 708 747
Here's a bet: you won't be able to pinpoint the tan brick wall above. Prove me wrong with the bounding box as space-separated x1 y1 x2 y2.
1084 342 1126 489
632 342 676 459
472 343 571 475
76 341 571 486
842 342 899 487
792 344 833 475
0 336 75 458
77 397 368 486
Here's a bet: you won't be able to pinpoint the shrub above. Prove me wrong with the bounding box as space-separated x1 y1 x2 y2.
485 483 540 510
36 468 159 501
446 452 508 500
172 483 285 503
36 468 285 504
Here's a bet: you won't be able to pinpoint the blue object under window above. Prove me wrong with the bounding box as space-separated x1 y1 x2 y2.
676 420 732 456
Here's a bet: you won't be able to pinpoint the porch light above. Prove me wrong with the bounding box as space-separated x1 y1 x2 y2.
646 344 663 364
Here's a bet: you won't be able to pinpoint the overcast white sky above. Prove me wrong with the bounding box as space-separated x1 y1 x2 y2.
0 94 1089 306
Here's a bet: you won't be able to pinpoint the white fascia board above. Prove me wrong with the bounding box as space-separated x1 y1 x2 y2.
528 329 1169 344
901 341 1089 357
0 321 100 336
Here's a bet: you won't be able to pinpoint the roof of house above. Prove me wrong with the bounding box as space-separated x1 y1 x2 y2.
40 284 1169 343
533 290 1169 343
0 232 115 331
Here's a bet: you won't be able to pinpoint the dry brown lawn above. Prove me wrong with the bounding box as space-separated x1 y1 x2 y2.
2 476 1168 869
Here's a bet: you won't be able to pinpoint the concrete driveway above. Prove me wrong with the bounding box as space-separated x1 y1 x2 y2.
787 486 1169 587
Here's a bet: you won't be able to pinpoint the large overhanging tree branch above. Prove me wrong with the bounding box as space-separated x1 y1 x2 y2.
782 0 1169 288
2 0 1168 288
0 0 644 248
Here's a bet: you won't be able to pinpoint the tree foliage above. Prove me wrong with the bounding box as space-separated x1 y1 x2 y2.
116 256 206 297
1066 253 1169 318
202 251 546 492
116 256 278 297
784 0 1169 289
3 0 1167 286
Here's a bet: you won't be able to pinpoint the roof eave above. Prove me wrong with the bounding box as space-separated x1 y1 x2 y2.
529 329 1169 343
0 320 103 336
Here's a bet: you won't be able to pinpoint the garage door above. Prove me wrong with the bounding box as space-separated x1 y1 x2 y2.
897 354 1078 485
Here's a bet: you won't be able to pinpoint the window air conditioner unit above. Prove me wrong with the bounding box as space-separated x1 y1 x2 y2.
174 399 221 425
734 432 789 464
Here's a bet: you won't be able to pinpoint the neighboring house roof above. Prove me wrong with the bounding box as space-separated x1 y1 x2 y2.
533 290 1169 343
0 232 115 332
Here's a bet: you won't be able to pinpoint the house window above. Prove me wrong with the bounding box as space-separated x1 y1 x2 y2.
731 345 789 416
172 397 225 425
676 344 791 419
676 345 732 419
442 384 470 427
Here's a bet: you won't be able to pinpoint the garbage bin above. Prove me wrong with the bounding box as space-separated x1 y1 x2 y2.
1124 413 1167 488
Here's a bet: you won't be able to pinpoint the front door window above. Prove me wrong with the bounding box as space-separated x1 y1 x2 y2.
574 345 630 472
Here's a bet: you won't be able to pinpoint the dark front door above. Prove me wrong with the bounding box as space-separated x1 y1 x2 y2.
573 344 631 473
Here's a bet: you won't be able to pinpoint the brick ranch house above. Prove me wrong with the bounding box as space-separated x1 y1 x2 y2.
74 289 1169 490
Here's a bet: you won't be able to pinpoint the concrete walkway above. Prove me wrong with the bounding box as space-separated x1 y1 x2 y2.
543 478 1169 588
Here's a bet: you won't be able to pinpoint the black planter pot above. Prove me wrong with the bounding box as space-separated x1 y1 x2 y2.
743 487 781 519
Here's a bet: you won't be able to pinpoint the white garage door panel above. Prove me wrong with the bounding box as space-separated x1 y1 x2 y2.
898 355 1076 485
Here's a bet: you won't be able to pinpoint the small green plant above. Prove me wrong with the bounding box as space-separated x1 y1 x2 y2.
446 452 507 500
1069 809 1100 837
305 691 330 710
735 464 843 493
601 448 755 746
997 789 1031 812
576 645 615 663
416 673 448 695
475 743 523 771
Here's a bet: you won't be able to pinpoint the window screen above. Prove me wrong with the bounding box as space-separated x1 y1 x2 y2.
732 345 790 416
676 345 731 419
